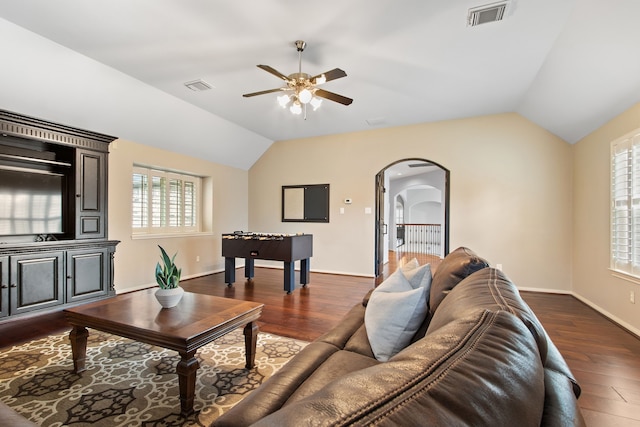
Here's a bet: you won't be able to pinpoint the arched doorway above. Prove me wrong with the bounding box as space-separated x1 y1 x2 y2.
375 158 450 277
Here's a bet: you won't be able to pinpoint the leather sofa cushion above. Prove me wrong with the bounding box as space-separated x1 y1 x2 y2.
251 309 545 427
429 247 489 315
284 349 380 404
343 324 375 358
428 267 549 363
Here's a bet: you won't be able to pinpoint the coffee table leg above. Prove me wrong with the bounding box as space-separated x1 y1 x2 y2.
177 351 200 416
243 321 258 369
69 326 88 373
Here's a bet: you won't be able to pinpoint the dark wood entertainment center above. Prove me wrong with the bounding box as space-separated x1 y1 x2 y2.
0 109 119 321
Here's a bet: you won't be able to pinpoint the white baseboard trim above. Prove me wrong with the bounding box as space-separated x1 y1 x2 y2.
314 269 375 278
517 287 572 295
114 268 224 294
115 283 154 294
182 268 224 280
252 263 375 278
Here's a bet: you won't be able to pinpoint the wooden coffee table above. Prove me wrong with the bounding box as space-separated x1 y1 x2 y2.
63 289 264 416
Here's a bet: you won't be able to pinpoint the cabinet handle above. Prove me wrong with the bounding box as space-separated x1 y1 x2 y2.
76 194 81 198
67 275 72 279
1 284 7 289
10 284 17 288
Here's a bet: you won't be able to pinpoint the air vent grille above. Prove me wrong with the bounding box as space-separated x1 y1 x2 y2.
366 117 386 126
468 2 508 26
184 79 213 91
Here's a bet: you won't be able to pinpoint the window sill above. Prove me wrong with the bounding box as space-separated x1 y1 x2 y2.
609 268 640 285
131 231 214 240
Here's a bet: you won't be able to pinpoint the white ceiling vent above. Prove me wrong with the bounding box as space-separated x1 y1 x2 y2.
468 2 508 26
184 79 213 91
366 117 387 126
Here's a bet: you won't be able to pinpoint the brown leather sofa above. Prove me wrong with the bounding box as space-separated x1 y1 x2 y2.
0 401 38 426
213 247 585 426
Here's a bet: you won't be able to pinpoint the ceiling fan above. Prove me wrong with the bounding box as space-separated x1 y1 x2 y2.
243 40 353 118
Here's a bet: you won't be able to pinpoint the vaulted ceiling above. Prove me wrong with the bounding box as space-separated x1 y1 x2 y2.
1 0 639 170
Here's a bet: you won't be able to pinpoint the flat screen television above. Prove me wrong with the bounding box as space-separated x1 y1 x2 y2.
0 167 64 236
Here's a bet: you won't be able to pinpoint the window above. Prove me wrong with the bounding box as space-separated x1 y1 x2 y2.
132 166 201 235
611 129 640 277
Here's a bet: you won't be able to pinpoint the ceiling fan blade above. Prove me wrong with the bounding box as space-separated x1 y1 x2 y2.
315 88 353 106
257 64 290 82
243 88 287 97
312 68 347 84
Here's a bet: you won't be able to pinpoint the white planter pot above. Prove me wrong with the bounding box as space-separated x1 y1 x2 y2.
155 286 184 309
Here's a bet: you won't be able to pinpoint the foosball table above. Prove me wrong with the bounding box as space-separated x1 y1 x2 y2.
221 232 313 294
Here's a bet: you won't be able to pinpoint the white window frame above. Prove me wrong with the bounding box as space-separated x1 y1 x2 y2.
132 165 201 236
610 128 640 279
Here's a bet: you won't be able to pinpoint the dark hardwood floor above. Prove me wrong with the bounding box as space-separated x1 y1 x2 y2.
522 292 640 426
1 250 638 425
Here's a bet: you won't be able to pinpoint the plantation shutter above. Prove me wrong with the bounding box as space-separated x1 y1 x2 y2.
132 173 148 228
131 166 200 234
151 175 166 228
184 181 196 227
611 131 640 276
168 178 183 227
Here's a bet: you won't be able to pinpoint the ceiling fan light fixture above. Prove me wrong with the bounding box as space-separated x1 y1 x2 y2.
290 101 302 115
310 96 322 110
298 88 313 104
315 74 326 85
277 94 291 108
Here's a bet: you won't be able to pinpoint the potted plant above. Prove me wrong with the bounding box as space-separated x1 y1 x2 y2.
154 245 184 308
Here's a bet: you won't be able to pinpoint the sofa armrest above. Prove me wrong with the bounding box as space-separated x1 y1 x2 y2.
542 368 587 426
316 302 366 349
213 342 340 427
0 401 38 427
361 288 374 307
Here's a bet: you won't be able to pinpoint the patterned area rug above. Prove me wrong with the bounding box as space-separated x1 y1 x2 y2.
0 329 307 426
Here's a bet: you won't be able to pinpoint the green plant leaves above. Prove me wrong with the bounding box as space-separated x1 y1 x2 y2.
155 245 182 289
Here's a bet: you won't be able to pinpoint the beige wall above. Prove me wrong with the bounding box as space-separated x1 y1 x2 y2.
108 139 248 292
249 113 573 291
573 102 640 335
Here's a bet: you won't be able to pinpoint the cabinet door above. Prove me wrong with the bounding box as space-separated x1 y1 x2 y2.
0 256 8 318
66 247 110 303
76 149 106 239
10 252 64 315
